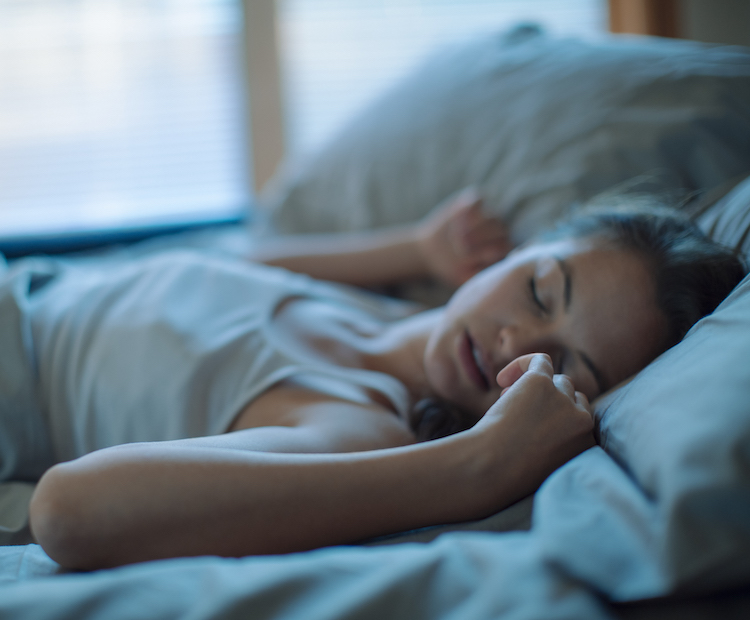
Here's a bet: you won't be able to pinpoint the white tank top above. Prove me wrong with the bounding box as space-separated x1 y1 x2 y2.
27 251 415 464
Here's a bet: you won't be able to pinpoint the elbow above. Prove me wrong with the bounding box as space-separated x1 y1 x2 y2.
30 463 104 570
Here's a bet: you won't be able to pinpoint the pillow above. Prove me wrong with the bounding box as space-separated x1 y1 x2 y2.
589 272 750 593
367 495 534 547
0 482 35 546
695 173 750 262
259 27 750 244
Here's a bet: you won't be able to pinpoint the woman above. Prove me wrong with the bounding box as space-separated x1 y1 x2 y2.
20 191 744 570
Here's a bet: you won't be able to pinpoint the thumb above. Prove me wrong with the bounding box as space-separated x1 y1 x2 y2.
451 187 483 216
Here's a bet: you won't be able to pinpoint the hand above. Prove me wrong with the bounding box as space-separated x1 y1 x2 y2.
415 187 511 287
470 354 595 502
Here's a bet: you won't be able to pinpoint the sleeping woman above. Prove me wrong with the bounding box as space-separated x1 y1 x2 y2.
12 190 743 570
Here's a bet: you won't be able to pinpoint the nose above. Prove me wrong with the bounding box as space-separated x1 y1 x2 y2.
498 324 529 361
497 323 560 371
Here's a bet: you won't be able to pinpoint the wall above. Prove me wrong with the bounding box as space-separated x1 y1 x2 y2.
681 0 750 46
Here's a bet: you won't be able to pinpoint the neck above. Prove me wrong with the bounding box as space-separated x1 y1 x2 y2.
363 308 443 402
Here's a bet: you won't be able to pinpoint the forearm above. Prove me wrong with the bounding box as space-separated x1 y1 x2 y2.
30 434 505 570
248 226 428 286
29 361 597 570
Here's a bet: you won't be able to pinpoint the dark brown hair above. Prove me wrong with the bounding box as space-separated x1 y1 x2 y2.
540 204 746 351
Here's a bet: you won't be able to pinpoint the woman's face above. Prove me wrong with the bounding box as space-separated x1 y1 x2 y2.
424 236 667 416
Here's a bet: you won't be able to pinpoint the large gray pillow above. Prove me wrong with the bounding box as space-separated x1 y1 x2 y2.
587 272 750 595
260 28 750 244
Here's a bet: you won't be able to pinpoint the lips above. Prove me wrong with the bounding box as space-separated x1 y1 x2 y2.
459 330 490 391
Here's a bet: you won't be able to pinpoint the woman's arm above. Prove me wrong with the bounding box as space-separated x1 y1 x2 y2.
250 188 510 287
29 355 593 570
30 430 486 570
250 225 428 286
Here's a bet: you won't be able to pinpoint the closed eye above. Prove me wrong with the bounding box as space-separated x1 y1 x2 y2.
554 350 566 375
529 277 548 314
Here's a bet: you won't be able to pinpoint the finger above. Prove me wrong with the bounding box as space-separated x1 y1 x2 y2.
447 201 484 257
460 210 505 235
460 223 509 257
449 187 483 216
457 185 482 205
575 391 592 415
462 228 508 254
462 207 505 228
526 353 555 377
463 250 507 276
496 353 553 389
553 374 576 401
475 223 509 244
426 188 481 235
473 242 511 268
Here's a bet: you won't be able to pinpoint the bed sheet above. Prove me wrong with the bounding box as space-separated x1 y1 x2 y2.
2 224 749 619
0 426 748 619
1 456 748 620
0 534 616 620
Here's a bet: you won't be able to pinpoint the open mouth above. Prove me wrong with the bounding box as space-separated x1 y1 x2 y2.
459 330 490 391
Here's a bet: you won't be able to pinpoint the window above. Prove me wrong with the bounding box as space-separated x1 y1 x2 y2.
0 0 249 245
278 0 607 157
0 0 607 250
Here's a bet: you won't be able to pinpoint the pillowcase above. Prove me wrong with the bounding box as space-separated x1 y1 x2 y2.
259 27 750 244
695 173 750 262
0 482 35 546
590 271 750 593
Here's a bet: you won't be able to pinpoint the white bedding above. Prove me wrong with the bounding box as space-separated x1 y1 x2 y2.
1 229 750 619
0 535 615 620
2 272 749 619
0 456 745 619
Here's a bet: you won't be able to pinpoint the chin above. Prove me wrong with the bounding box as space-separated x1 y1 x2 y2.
424 328 485 411
425 362 477 414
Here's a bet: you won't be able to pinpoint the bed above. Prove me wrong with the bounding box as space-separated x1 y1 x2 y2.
2 27 750 619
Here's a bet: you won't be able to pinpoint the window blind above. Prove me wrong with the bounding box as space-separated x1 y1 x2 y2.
0 0 249 242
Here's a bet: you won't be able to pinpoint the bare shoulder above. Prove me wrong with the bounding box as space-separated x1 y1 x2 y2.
226 382 416 454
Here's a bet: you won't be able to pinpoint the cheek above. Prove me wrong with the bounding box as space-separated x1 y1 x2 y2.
424 326 480 406
454 261 526 316
423 330 454 394
423 326 503 416
447 262 508 311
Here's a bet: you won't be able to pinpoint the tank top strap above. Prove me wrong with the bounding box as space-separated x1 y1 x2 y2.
258 272 414 419
298 364 412 418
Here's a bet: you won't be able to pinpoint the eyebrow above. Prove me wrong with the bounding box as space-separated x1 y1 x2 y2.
555 256 606 395
555 256 572 311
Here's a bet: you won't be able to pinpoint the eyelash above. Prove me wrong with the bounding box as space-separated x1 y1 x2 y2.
554 351 566 375
530 277 565 373
529 277 548 314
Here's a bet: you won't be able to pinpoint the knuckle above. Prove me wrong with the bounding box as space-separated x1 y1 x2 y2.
539 353 553 365
529 353 553 372
525 370 551 386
